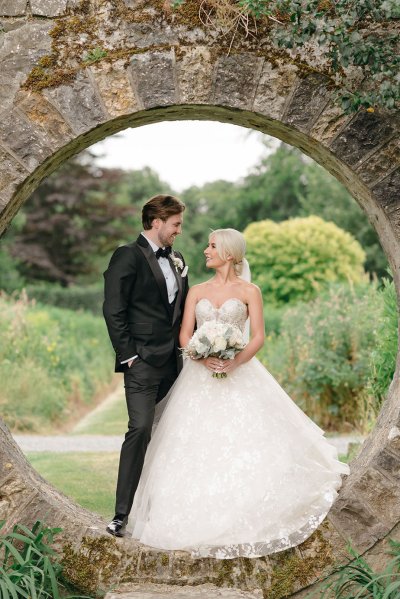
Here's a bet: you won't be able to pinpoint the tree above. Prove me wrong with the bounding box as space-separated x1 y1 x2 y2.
178 180 240 280
234 141 388 279
298 162 388 278
10 151 135 285
244 216 366 305
235 143 309 227
115 166 175 233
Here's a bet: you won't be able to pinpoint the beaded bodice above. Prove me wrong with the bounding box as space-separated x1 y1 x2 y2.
195 298 248 331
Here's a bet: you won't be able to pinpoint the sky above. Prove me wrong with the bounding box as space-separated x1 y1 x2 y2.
90 121 278 192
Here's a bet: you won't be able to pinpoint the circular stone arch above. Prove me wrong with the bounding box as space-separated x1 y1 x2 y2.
1 4 400 597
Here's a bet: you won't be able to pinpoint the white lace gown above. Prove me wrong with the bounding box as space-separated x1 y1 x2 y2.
130 298 350 559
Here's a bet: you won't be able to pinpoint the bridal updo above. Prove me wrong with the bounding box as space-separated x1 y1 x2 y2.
210 228 246 276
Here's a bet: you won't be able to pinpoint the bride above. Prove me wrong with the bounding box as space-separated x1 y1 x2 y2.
130 228 350 559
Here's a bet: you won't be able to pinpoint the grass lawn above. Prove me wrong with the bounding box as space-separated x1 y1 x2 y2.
72 390 127 435
28 449 351 520
28 452 119 519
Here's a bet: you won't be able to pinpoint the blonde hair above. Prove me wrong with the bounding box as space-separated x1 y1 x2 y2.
209 228 246 276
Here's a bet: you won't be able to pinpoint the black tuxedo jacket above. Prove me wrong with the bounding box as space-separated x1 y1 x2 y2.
103 234 189 373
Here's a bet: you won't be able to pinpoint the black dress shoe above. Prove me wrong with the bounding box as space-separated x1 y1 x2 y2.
106 515 128 537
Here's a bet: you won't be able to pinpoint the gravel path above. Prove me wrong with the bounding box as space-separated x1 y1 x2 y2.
13 433 365 454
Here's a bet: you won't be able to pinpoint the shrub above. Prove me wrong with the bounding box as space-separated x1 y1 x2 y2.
0 292 114 432
244 216 366 305
368 276 398 404
259 281 383 432
0 246 25 294
25 283 104 315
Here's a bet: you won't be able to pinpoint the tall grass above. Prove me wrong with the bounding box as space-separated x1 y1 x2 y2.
319 540 400 598
259 280 397 433
0 520 92 598
0 292 114 432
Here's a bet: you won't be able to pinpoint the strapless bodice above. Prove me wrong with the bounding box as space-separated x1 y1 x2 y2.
195 298 248 331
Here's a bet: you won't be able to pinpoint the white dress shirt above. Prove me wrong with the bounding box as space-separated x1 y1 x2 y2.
121 233 178 365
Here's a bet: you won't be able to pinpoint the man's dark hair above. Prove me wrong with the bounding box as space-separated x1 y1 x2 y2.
142 195 186 230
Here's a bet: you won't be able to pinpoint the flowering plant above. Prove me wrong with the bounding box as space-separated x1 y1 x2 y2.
171 252 184 272
182 320 246 378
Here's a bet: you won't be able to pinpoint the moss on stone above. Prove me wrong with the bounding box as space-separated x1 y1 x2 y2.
172 0 205 28
267 530 334 599
22 0 338 95
61 535 120 596
161 553 170 566
23 65 77 91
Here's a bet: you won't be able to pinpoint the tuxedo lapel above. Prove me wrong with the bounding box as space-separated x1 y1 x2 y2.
136 235 170 315
169 253 183 324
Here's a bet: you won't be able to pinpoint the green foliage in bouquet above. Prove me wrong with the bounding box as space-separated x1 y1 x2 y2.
244 216 366 306
259 281 382 431
0 519 91 598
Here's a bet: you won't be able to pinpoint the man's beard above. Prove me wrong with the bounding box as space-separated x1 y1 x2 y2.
159 233 174 247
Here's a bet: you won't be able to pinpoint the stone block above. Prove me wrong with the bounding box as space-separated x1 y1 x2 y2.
0 22 52 112
44 70 108 135
31 0 68 16
357 135 400 186
283 73 331 133
371 449 400 482
330 111 394 168
136 548 172 579
129 50 177 109
329 493 387 550
105 582 263 598
253 60 298 121
175 46 214 104
122 21 178 48
170 551 213 581
16 91 74 148
89 60 139 118
372 167 400 228
311 102 352 146
351 466 400 527
0 147 28 200
0 0 26 16
0 109 52 170
212 54 263 110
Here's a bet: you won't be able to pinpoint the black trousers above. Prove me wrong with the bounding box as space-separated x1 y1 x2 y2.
115 353 178 516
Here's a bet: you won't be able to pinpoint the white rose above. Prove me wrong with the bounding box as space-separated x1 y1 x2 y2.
229 330 242 346
194 340 208 355
213 336 227 352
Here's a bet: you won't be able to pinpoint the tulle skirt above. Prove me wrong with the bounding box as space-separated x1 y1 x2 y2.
130 357 349 559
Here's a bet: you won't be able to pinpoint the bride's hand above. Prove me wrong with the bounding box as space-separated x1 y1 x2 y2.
219 357 239 374
201 356 226 373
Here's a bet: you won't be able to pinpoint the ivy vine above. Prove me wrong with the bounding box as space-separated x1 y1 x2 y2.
173 0 400 112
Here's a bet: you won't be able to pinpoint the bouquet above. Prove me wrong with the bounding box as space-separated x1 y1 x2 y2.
182 320 246 378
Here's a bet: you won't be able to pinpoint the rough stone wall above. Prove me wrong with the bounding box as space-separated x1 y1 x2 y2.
0 2 400 597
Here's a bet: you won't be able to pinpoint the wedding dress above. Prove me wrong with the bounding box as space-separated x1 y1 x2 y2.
130 298 350 559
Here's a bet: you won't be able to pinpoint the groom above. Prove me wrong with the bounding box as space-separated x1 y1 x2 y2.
103 194 188 537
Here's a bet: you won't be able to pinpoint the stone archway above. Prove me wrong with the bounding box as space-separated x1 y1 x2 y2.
1 2 400 597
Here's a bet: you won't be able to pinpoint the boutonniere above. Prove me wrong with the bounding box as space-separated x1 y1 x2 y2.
170 252 184 272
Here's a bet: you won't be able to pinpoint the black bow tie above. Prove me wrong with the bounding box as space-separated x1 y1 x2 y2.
155 246 172 259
